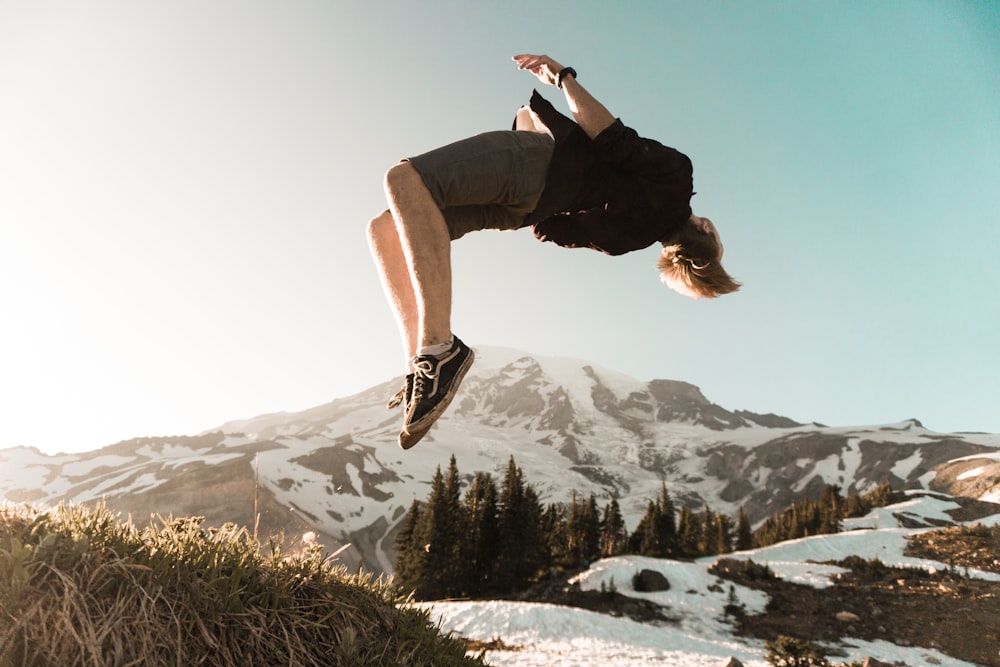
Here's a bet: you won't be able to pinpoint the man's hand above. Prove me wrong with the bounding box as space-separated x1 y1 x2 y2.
513 54 565 87
514 53 615 140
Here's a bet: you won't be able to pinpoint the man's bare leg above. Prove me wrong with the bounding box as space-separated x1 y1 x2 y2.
366 209 420 364
372 161 474 449
383 162 453 350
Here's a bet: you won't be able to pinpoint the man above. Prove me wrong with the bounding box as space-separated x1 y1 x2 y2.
367 54 740 450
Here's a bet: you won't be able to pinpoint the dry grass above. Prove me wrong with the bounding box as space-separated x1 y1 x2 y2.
0 502 483 667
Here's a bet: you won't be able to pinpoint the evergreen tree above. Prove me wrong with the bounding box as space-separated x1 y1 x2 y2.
819 484 843 534
632 500 657 556
440 455 470 594
702 506 718 556
678 505 703 557
566 491 583 564
497 457 548 590
409 467 445 599
715 513 734 554
393 499 423 594
599 497 628 558
868 480 894 507
632 483 677 558
522 484 550 575
543 502 570 566
585 495 602 563
652 484 677 557
405 458 470 600
735 506 753 551
463 471 499 596
842 489 864 518
568 494 601 566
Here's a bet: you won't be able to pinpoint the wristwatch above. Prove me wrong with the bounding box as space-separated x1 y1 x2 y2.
557 66 577 89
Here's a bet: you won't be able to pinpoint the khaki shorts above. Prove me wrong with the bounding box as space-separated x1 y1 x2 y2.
406 130 554 240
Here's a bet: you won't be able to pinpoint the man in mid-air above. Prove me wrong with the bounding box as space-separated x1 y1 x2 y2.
367 53 740 450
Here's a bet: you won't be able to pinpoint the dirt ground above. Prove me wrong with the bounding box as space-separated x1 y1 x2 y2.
729 567 999 666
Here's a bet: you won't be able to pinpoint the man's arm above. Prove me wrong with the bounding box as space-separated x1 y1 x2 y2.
513 54 616 139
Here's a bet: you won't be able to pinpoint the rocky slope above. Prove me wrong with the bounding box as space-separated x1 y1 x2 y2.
3 346 998 574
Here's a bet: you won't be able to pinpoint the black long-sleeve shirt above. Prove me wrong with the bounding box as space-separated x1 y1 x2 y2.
522 90 694 256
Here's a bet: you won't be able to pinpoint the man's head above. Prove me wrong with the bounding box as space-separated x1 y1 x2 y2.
658 214 741 299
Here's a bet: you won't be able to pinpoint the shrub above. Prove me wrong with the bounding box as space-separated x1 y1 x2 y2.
764 635 829 667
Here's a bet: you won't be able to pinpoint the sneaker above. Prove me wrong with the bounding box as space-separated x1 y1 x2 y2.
398 337 474 449
387 374 414 411
398 419 434 450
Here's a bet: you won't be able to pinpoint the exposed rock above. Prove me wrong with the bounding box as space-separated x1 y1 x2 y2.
836 610 861 623
1 346 998 582
861 657 893 667
647 379 746 430
632 569 670 592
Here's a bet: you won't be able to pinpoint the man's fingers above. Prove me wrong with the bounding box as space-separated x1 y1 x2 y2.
513 53 547 70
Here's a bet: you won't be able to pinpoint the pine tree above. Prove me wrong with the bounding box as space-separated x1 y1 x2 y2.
599 497 628 558
543 502 570 566
409 467 445 599
463 471 499 596
497 456 548 590
632 500 656 556
632 483 677 558
566 491 583 565
440 455 470 595
735 506 753 551
522 484 550 576
406 458 470 599
652 484 677 557
715 513 734 554
678 505 702 557
842 489 864 518
582 494 602 565
393 499 423 594
702 506 718 556
819 484 843 534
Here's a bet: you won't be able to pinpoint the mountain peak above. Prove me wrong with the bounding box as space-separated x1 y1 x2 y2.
2 346 998 577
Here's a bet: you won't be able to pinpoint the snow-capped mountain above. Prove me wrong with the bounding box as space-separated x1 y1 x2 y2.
2 346 999 574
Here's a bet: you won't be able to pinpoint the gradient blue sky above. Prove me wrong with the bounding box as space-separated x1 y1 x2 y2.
1 1 998 454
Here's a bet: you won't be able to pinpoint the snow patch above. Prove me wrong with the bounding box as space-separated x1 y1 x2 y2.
59 455 137 477
957 466 985 481
890 450 923 481
425 599 769 667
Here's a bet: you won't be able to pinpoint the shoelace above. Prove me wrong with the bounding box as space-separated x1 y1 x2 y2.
387 386 406 409
387 375 414 409
410 358 440 403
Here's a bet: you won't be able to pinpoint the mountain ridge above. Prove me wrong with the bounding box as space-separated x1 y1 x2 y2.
2 346 998 575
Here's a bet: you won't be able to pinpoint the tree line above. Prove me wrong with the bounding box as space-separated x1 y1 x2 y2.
394 455 897 600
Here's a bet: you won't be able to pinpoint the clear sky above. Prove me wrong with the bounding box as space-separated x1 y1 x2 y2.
1 1 998 455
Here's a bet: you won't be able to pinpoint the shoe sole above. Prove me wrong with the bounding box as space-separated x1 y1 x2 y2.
398 348 475 450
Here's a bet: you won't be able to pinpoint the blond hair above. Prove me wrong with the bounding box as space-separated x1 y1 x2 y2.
658 220 741 299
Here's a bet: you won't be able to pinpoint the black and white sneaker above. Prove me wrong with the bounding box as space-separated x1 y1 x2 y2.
398 337 474 450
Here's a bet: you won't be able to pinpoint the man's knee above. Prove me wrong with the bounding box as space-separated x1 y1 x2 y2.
384 161 425 199
367 209 395 242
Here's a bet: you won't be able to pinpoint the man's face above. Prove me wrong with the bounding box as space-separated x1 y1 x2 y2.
690 214 723 260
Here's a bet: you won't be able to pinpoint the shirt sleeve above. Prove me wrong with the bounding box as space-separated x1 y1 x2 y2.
592 120 693 185
532 205 663 256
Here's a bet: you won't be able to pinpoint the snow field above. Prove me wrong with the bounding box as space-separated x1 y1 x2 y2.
427 496 998 667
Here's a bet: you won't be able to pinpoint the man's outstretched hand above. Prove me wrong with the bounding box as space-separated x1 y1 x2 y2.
513 54 565 87
514 53 614 139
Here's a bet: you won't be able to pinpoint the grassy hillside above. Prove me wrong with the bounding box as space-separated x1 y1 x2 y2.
0 502 483 667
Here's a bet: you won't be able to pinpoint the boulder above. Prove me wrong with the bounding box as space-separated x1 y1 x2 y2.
632 569 670 592
836 610 861 623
